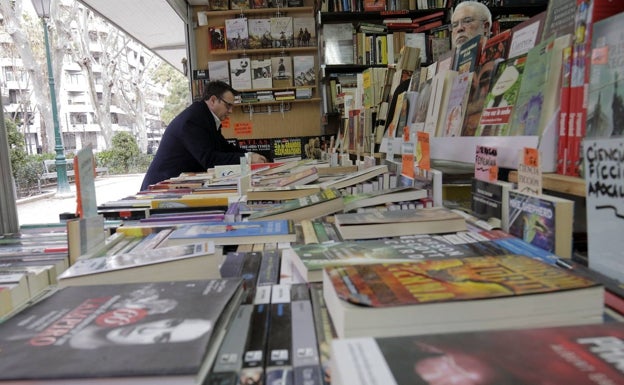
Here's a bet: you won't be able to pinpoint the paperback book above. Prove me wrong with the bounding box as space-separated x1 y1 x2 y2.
323 255 603 339
163 219 297 246
331 323 624 385
246 188 344 222
0 279 244 384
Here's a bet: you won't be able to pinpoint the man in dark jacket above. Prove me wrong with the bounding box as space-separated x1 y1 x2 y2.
141 81 267 190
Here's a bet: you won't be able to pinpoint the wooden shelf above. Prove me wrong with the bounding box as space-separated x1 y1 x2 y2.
508 172 586 197
200 6 314 18
210 46 317 56
238 97 320 106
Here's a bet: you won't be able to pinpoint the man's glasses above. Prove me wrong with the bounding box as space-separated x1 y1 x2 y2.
451 17 485 29
219 97 235 110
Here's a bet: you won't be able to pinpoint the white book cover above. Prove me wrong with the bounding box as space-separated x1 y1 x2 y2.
208 60 230 84
293 55 315 87
225 18 249 50
271 56 293 87
251 59 273 89
230 58 252 90
292 16 316 47
247 18 272 49
270 17 293 48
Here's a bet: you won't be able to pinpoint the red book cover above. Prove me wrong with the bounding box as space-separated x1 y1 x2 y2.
566 0 624 176
363 0 386 12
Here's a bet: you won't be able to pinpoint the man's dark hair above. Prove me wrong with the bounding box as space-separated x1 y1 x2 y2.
202 80 239 101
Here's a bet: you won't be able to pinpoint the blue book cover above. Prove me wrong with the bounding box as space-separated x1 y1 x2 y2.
164 220 296 246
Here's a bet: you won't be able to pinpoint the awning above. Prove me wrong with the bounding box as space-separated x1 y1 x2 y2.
77 0 196 74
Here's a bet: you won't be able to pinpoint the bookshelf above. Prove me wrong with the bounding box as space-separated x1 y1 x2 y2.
190 2 322 139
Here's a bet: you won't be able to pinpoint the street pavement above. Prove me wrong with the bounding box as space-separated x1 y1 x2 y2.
16 173 145 226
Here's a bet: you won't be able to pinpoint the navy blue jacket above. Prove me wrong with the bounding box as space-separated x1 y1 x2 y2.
140 101 246 190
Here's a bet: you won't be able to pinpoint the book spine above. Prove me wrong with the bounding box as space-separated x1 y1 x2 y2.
219 251 246 278
240 285 272 385
557 45 572 175
265 284 293 385
206 304 254 385
256 250 281 286
240 251 263 304
309 283 333 385
291 284 323 385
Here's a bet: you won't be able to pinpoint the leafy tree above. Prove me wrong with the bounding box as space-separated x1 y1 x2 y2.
97 131 140 173
151 63 190 124
6 118 27 178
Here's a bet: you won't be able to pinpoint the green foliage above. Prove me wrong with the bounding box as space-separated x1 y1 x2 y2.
6 119 27 179
96 131 152 174
150 63 190 124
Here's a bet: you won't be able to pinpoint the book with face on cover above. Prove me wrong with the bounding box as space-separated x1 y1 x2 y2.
323 255 603 339
0 279 245 384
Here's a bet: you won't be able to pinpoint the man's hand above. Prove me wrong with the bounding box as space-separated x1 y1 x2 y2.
249 152 267 163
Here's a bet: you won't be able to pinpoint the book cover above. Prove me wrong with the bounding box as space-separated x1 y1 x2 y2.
461 56 504 137
247 188 344 222
256 249 281 286
225 17 250 51
334 207 467 240
208 0 229 10
208 60 230 84
271 56 293 88
246 184 321 201
251 59 273 89
320 164 389 191
557 44 573 175
0 279 244 383
508 189 574 259
59 241 221 287
149 193 231 209
476 54 528 136
293 16 316 47
293 55 316 87
231 0 250 10
270 16 293 48
286 233 513 282
229 57 252 90
323 255 602 338
586 11 624 139
541 0 576 43
331 323 624 385
247 18 272 49
440 71 472 137
164 219 296 246
208 25 226 51
470 178 513 232
453 34 484 74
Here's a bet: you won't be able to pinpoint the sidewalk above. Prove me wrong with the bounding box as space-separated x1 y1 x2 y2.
17 174 145 225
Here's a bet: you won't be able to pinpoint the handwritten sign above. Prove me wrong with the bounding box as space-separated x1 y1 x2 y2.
416 131 430 171
234 122 252 136
584 137 624 282
517 147 542 196
474 145 497 182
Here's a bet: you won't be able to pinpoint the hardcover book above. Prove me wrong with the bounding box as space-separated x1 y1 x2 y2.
0 279 244 384
508 189 574 259
251 58 273 89
331 323 624 385
271 56 293 88
247 18 271 49
323 255 603 339
322 23 355 65
208 60 230 84
225 18 250 51
229 57 252 90
163 219 297 246
293 16 316 47
270 16 293 48
208 26 226 51
293 55 315 87
333 207 467 240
